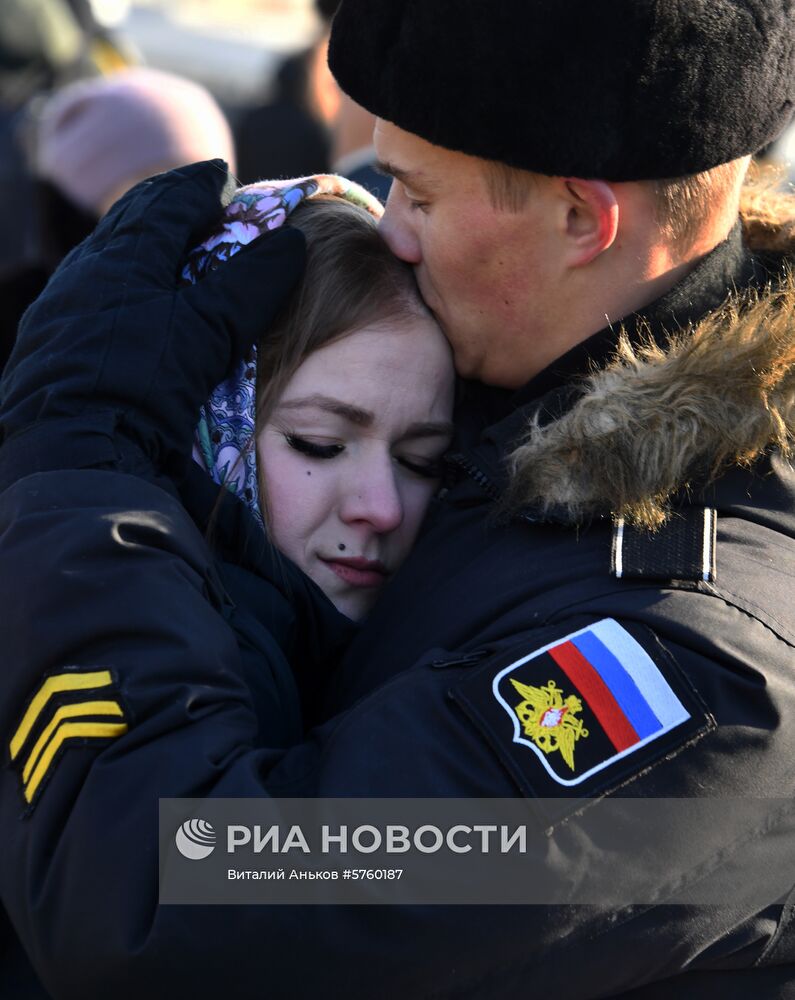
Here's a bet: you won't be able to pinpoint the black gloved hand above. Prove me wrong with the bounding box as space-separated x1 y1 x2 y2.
0 159 305 485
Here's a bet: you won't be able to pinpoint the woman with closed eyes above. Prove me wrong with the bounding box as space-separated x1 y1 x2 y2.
185 176 455 623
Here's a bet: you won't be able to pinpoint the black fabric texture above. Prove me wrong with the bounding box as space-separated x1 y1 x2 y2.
178 460 357 729
328 0 795 179
2 462 794 997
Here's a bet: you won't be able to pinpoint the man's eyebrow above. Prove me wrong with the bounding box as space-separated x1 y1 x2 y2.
276 395 374 427
374 160 435 192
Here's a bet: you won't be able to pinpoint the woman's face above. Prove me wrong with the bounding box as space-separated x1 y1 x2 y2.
257 317 455 620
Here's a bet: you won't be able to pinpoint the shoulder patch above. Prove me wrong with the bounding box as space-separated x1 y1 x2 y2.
9 668 128 807
451 619 713 806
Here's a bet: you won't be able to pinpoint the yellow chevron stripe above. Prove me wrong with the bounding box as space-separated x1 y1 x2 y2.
22 701 124 785
10 671 113 761
24 721 129 804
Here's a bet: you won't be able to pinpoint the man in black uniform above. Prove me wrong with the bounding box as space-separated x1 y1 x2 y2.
0 1 795 998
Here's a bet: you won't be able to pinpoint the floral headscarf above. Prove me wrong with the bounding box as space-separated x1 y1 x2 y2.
182 174 383 528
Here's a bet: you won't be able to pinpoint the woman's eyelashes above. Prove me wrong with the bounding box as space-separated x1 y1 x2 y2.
285 433 445 479
285 434 343 460
397 456 444 479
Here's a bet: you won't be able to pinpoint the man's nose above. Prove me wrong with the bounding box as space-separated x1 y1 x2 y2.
378 188 422 264
339 459 404 534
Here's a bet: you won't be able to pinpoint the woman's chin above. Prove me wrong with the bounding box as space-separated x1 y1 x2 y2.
316 580 381 622
307 560 385 622
326 589 378 622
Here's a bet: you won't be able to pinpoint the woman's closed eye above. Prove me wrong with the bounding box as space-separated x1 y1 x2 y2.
285 433 447 478
285 434 344 459
396 455 445 479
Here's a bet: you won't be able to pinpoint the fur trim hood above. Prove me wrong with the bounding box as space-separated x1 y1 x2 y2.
506 183 795 530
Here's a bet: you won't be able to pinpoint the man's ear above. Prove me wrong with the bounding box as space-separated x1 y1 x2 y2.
560 178 619 266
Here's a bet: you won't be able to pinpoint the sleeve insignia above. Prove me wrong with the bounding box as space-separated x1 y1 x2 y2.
451 619 713 808
494 619 692 786
510 679 589 772
9 668 128 806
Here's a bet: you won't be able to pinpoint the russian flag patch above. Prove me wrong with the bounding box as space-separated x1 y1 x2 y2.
452 619 711 797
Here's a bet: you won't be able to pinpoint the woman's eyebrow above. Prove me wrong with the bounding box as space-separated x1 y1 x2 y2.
277 395 373 427
276 399 454 440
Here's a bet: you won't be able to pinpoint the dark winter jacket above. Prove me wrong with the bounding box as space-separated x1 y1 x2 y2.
0 203 794 999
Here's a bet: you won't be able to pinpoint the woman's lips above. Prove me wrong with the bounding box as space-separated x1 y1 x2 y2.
319 557 389 588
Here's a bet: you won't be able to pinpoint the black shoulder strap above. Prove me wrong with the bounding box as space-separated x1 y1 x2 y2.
611 507 716 582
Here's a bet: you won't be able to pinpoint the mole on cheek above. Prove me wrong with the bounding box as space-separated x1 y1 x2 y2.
306 470 311 476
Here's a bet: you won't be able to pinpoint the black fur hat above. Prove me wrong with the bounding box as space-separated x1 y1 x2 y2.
328 0 795 180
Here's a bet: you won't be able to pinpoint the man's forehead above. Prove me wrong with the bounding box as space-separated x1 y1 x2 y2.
373 119 429 166
373 118 478 187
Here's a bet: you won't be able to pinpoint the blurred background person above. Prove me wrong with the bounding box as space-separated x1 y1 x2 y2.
0 66 236 372
234 0 339 183
0 0 130 111
0 0 136 372
234 0 390 201
35 66 236 217
332 89 390 201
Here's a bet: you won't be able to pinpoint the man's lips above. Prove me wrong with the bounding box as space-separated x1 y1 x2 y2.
319 556 390 588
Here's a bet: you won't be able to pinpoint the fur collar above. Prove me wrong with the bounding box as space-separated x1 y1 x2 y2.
506 184 795 530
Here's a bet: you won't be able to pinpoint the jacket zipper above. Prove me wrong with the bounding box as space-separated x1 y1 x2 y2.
429 649 491 669
445 451 541 524
445 451 501 501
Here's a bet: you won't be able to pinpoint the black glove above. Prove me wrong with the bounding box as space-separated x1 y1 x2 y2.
0 159 305 487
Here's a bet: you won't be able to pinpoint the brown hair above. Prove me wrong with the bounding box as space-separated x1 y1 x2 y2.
482 160 535 212
254 194 427 429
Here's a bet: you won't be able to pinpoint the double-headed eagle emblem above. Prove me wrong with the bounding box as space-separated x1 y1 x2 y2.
510 678 589 770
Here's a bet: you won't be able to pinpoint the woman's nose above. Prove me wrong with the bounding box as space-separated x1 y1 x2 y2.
339 460 404 534
378 188 422 265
